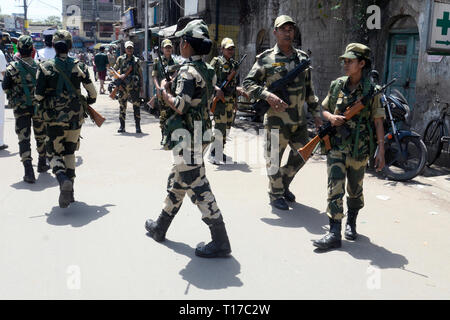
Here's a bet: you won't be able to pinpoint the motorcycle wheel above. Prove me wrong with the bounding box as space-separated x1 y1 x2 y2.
423 119 444 166
383 135 427 181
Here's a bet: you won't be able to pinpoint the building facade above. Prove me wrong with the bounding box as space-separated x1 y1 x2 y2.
62 0 122 48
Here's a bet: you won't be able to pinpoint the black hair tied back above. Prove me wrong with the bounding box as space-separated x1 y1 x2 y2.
183 36 212 55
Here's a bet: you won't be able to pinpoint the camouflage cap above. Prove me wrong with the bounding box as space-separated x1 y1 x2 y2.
339 43 371 60
221 37 235 49
274 15 296 28
18 35 33 49
161 39 173 48
125 41 134 48
174 19 210 40
53 30 72 44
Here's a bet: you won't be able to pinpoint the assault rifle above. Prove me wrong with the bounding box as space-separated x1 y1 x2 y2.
253 58 311 116
53 63 106 127
297 78 396 162
210 54 247 113
109 66 133 99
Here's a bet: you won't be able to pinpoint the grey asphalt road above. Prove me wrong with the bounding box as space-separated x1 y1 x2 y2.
0 77 449 299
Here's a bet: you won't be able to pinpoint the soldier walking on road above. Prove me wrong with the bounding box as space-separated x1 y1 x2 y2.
152 39 179 143
35 30 97 208
145 20 232 258
313 43 385 250
2 35 50 183
113 41 143 134
243 15 323 211
208 37 248 165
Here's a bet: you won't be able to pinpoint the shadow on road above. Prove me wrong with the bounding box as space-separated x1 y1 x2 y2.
213 162 252 173
0 150 19 158
115 132 150 138
314 234 411 271
10 172 58 191
261 202 326 235
44 202 115 228
155 239 243 292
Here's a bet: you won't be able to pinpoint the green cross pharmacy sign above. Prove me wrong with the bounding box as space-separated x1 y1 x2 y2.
428 1 450 55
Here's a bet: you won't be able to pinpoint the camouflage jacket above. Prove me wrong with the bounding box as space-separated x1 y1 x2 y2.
243 44 320 126
113 54 142 90
35 55 97 128
152 55 179 84
322 75 385 158
163 55 217 150
210 55 239 99
2 57 39 115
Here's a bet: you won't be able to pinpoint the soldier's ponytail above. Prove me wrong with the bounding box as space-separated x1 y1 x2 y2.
183 36 212 55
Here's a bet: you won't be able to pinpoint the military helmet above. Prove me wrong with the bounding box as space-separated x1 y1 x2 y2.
175 19 210 40
53 29 73 46
221 37 235 49
161 39 173 48
274 15 296 28
17 35 33 50
339 43 371 61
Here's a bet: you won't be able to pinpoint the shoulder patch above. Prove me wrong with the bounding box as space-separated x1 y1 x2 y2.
256 48 274 60
297 49 309 58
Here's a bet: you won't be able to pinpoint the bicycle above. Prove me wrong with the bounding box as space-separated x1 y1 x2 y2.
423 98 450 166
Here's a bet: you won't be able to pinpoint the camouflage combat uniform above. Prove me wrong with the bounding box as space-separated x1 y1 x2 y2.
210 55 238 147
152 54 179 135
3 43 46 165
161 55 220 223
35 30 97 207
145 19 231 259
243 44 320 202
322 75 385 220
113 53 142 131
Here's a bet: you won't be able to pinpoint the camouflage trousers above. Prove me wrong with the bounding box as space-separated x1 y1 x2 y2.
46 122 81 181
118 88 141 123
213 98 234 147
13 110 46 162
162 159 222 225
158 97 170 132
327 149 368 220
265 123 309 202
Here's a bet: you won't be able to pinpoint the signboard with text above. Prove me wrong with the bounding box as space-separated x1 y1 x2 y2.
427 1 450 55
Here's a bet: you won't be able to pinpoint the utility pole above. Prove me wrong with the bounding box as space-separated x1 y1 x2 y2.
23 0 29 34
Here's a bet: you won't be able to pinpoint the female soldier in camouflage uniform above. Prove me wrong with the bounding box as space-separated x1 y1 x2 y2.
35 30 97 208
152 39 179 142
208 37 248 164
113 41 143 134
313 43 385 250
2 35 49 183
145 20 232 259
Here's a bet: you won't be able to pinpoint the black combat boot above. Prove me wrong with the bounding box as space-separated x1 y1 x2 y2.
345 210 359 240
23 160 36 183
283 189 296 202
313 218 342 250
37 156 50 173
56 173 73 209
135 121 142 134
117 119 125 133
195 218 232 258
70 180 75 203
145 211 174 242
271 197 289 210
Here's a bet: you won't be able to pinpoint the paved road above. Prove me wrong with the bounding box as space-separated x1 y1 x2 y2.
0 77 449 299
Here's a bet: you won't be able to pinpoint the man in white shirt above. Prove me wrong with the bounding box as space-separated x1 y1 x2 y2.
35 29 56 63
0 44 8 150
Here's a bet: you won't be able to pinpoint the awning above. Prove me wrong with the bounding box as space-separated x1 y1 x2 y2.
158 25 176 38
93 43 110 50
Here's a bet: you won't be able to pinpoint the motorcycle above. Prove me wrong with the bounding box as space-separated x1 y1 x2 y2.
370 70 427 181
